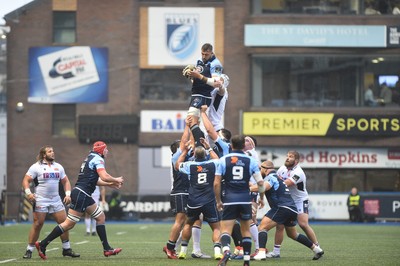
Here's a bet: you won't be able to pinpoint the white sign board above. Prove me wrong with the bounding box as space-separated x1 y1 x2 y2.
148 7 215 66
256 194 349 220
37 47 99 95
259 147 400 169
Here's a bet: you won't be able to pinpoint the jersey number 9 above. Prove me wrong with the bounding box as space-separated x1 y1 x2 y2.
232 166 243 180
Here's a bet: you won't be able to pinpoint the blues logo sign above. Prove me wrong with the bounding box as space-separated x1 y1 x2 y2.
147 7 216 66
165 13 198 59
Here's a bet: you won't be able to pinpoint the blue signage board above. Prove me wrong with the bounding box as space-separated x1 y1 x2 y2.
245 24 387 47
29 46 108 103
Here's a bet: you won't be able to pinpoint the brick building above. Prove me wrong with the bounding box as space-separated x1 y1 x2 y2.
4 0 400 218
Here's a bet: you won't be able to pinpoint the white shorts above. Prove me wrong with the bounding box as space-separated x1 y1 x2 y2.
294 199 309 214
34 194 65 214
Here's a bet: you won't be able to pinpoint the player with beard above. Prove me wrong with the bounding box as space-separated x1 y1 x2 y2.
182 43 223 147
22 145 80 259
35 141 124 260
251 160 324 261
266 150 322 259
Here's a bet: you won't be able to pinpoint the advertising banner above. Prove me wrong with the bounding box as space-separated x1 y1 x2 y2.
114 193 399 221
245 24 387 47
243 112 400 137
28 46 108 103
257 147 400 169
141 110 187 132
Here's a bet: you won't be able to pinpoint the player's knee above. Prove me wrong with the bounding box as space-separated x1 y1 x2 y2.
67 212 80 223
91 205 103 219
187 107 200 118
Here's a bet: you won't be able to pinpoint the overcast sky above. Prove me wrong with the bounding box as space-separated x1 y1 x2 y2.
0 0 34 24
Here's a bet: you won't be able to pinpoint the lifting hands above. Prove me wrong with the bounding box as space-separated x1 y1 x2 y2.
182 64 196 78
111 177 124 189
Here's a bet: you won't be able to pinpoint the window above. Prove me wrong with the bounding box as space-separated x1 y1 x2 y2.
52 104 76 137
140 69 192 101
53 11 76 43
251 55 400 107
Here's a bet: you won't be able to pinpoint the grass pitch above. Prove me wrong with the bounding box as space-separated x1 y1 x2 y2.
0 221 399 265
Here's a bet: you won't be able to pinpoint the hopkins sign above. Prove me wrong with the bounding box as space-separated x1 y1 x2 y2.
258 147 400 169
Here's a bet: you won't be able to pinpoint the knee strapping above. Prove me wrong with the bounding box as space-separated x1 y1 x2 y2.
67 213 80 223
91 206 103 219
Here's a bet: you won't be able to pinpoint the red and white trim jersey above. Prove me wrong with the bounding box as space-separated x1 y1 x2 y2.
26 161 67 198
277 164 308 202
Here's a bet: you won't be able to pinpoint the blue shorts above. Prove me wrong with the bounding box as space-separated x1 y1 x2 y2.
170 194 188 215
69 188 95 213
221 204 252 221
187 201 220 224
189 95 212 109
266 206 298 227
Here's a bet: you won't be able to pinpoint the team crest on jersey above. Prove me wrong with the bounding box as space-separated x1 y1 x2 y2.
165 13 198 59
196 166 203 172
292 174 300 181
231 157 238 164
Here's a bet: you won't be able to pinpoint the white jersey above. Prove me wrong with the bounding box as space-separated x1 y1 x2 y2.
207 88 228 132
277 164 308 202
26 161 67 198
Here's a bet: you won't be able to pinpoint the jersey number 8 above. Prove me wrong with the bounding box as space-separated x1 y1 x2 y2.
197 173 207 184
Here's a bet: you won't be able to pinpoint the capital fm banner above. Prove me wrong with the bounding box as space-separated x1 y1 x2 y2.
28 46 108 103
147 7 216 66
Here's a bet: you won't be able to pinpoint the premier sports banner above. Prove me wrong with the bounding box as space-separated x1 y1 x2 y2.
243 112 400 136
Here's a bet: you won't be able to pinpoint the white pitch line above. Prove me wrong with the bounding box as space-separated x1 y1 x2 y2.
116 231 127 235
0 259 17 264
75 240 90 245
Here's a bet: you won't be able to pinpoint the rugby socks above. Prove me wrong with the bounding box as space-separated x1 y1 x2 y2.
26 244 35 252
190 124 205 147
295 233 313 248
91 219 96 233
220 233 231 252
214 242 222 256
258 230 268 249
41 225 64 247
96 224 112 250
192 225 202 253
250 223 259 250
180 240 188 254
273 244 281 255
61 240 71 249
232 223 242 247
242 237 252 263
166 240 176 251
85 217 91 233
175 232 182 251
